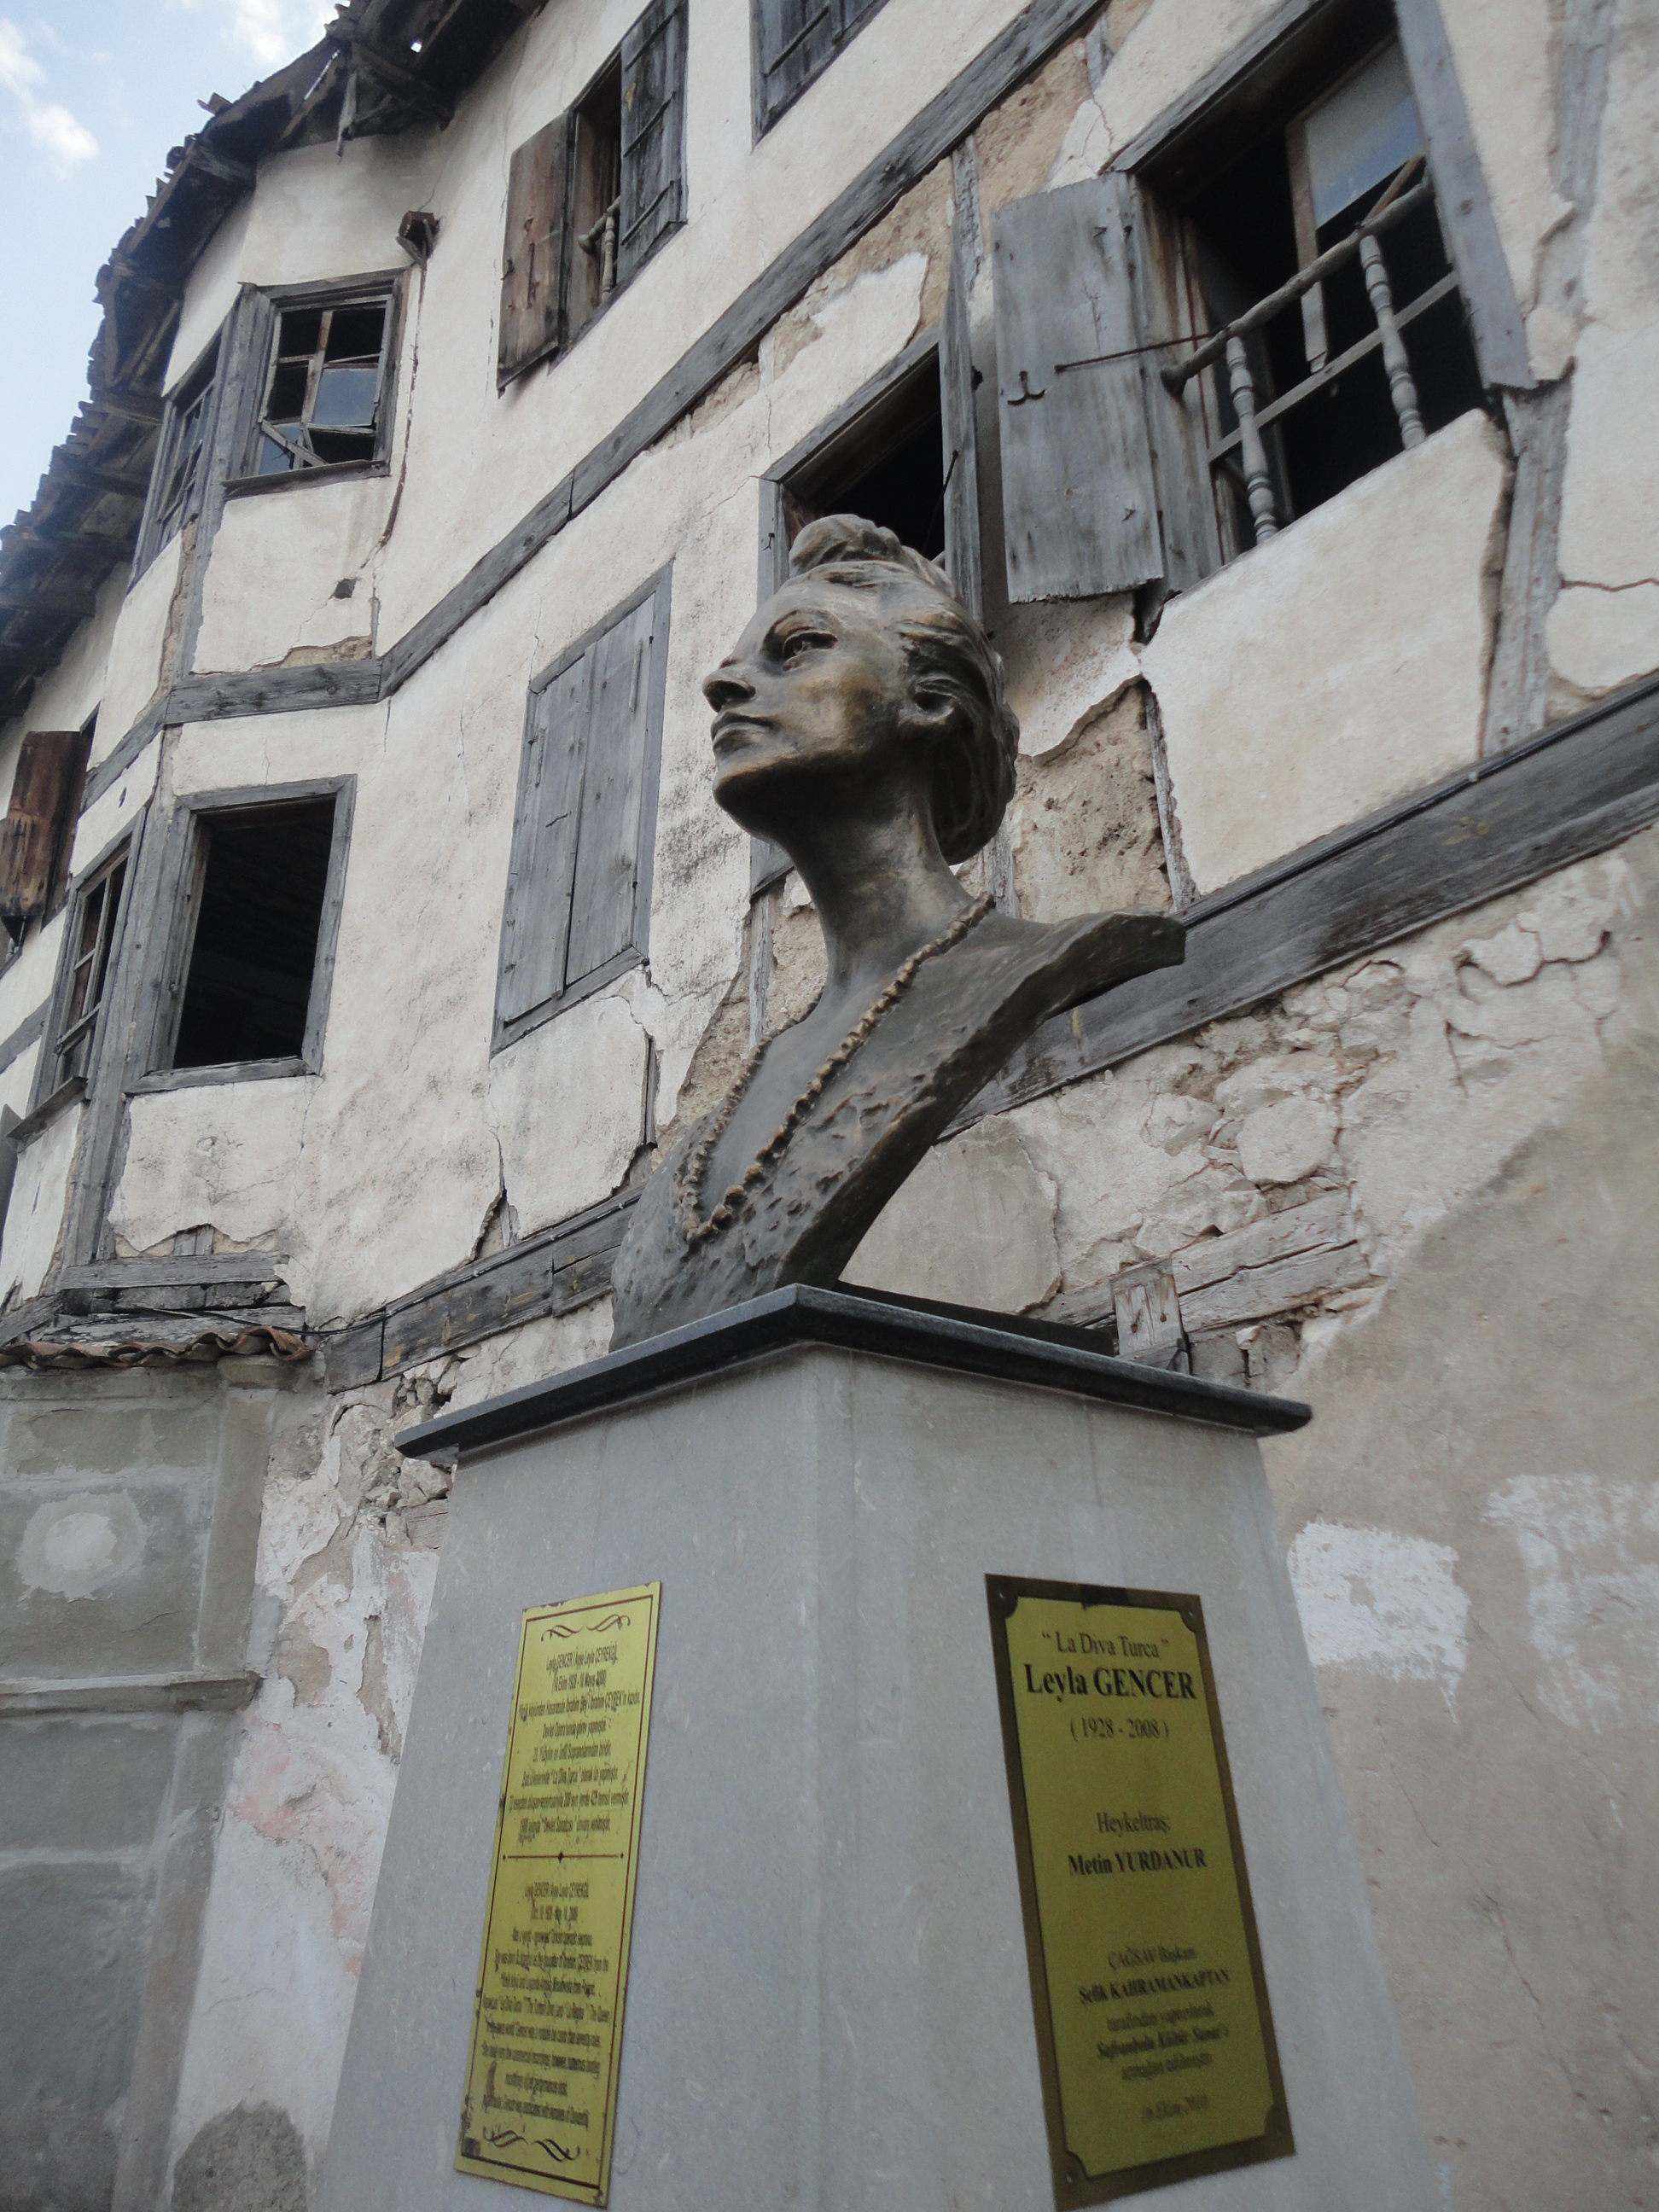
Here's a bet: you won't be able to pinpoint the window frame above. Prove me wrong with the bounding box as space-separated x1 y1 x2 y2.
31 828 136 1115
226 273 405 499
131 335 223 580
129 776 357 1093
492 566 672 1054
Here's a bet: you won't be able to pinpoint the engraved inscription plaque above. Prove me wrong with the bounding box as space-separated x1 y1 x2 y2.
987 1576 1292 2206
457 1585 661 2203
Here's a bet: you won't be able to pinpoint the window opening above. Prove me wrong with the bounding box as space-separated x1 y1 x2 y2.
171 800 335 1068
52 847 128 1089
1165 36 1483 551
152 352 218 545
781 355 946 570
569 58 623 346
255 297 391 474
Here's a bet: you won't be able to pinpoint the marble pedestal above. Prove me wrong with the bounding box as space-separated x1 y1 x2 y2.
319 1288 1435 2212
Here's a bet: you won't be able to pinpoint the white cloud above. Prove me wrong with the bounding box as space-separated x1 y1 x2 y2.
0 15 98 174
224 0 334 69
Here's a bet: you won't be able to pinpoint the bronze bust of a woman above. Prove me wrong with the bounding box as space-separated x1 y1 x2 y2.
608 517 1184 1348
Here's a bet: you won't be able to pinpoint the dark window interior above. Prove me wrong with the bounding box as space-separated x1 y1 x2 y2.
152 349 218 549
1179 36 1483 544
782 353 946 564
257 299 389 475
172 800 335 1068
568 59 623 346
54 848 127 1086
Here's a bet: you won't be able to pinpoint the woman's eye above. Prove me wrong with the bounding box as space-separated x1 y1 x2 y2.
780 630 830 661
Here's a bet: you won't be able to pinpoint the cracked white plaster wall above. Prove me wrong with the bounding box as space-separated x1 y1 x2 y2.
1095 0 1288 156
1288 1521 1470 1710
758 253 928 428
0 908 62 1048
165 195 253 393
1141 411 1509 895
96 532 180 752
486 991 648 1239
169 1393 438 2183
195 480 387 673
109 1082 312 1269
999 595 1138 760
67 739 160 881
1437 0 1572 329
0 1103 81 1303
844 1117 1062 1310
1484 1475 1659 1731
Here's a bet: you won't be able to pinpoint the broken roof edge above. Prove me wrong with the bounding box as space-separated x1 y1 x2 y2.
0 0 544 732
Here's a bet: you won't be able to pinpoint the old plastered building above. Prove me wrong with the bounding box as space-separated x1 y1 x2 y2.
0 0 1653 2203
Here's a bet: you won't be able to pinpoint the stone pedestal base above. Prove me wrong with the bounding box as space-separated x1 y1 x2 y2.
319 1289 1435 2212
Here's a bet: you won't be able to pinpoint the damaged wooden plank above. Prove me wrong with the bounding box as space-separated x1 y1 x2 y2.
1173 1193 1370 1333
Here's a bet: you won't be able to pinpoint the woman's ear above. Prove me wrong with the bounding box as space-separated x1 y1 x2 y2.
898 681 961 744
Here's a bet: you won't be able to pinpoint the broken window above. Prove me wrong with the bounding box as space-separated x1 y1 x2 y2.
751 0 892 139
498 0 686 387
47 842 129 1092
495 570 671 1046
135 342 218 573
991 5 1498 604
249 288 397 477
158 795 348 1074
769 350 949 591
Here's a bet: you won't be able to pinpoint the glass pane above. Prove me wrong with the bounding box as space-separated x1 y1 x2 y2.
74 881 106 963
311 361 378 428
65 957 94 1027
257 427 303 474
325 303 386 361
267 359 309 416
278 307 323 358
91 863 125 1004
1305 42 1423 228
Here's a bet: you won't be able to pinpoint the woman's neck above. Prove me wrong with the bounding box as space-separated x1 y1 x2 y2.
781 783 973 1008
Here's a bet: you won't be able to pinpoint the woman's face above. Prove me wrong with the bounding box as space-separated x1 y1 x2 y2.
701 576 924 836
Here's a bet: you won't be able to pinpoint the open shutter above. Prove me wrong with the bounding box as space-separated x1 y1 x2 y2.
992 176 1162 604
498 114 571 389
753 0 840 137
1393 0 1531 389
618 0 687 288
498 650 591 1026
1127 182 1221 594
940 211 984 620
566 592 658 987
0 731 91 928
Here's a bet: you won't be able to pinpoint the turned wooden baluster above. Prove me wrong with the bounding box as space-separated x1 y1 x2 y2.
1225 334 1279 544
1359 230 1425 449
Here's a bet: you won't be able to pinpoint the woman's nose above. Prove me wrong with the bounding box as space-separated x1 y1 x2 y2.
703 660 755 712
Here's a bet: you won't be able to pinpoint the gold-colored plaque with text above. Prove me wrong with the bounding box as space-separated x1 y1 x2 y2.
987 1576 1291 2206
457 1584 661 2203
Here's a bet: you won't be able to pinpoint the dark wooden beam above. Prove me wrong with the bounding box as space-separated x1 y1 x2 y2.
0 584 99 620
96 387 165 425
55 457 151 499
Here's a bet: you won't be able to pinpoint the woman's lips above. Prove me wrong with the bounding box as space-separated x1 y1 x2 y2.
712 712 771 752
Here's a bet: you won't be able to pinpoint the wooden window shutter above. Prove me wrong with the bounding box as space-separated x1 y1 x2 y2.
565 591 659 987
1393 0 1531 390
940 211 984 621
992 176 1163 604
499 114 571 389
618 0 687 288
498 651 592 1024
753 0 840 137
0 730 92 927
1126 181 1221 594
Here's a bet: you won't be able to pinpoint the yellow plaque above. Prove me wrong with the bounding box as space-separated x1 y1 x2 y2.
987 1576 1291 2206
457 1584 661 2202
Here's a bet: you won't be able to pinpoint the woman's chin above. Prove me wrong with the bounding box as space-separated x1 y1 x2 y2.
711 755 797 840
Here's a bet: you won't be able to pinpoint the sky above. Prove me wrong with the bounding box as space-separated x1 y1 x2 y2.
0 0 333 530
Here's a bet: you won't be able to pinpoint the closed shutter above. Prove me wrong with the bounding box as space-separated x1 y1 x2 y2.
498 651 591 1024
992 177 1162 603
0 730 91 926
753 0 840 137
498 114 571 388
618 0 687 288
565 592 658 987
940 209 984 620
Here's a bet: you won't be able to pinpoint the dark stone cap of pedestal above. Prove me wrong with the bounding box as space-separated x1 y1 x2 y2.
394 1284 1312 1462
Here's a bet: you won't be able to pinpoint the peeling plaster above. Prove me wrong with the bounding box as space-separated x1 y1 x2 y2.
1288 1521 1470 1709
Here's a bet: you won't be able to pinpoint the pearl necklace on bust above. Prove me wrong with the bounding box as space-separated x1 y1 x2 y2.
675 894 996 1249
